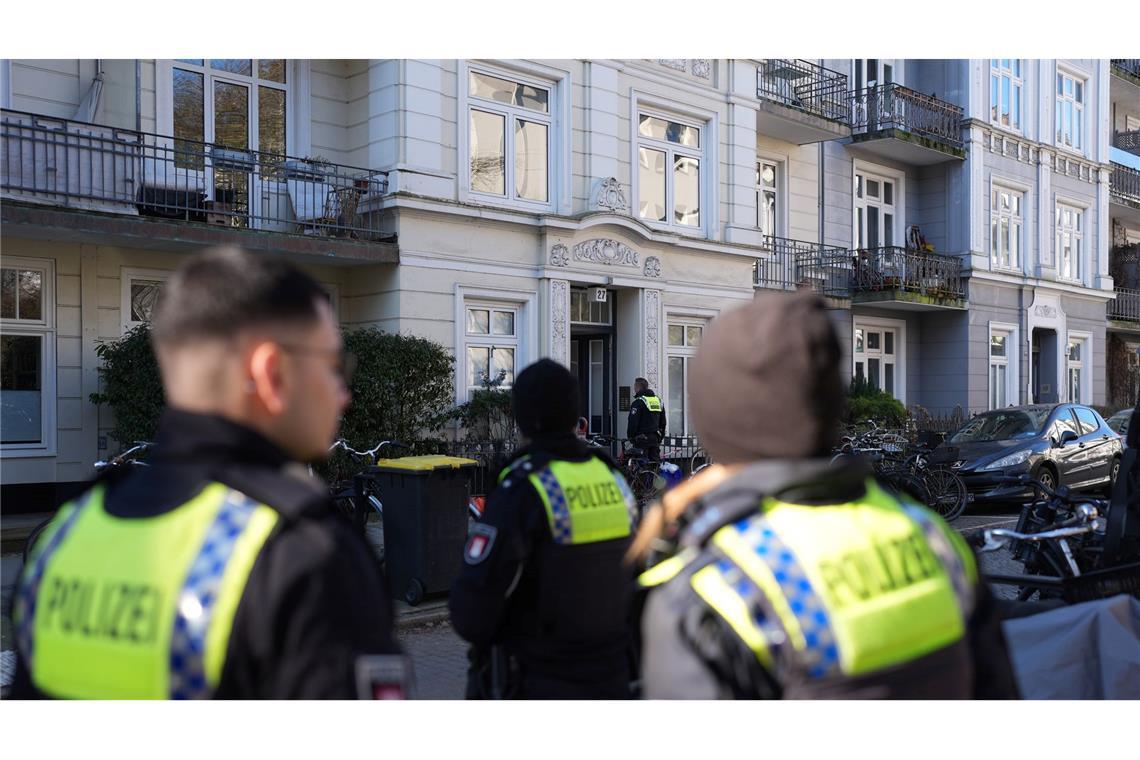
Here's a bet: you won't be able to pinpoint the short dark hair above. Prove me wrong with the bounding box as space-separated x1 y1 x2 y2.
151 247 327 348
634 377 649 390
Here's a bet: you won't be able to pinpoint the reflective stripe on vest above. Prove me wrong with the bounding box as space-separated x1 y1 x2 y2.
690 560 775 669
639 395 663 413
529 458 636 545
14 482 279 699
701 480 971 680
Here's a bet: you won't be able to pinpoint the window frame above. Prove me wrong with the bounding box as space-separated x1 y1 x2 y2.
990 182 1025 272
852 160 905 251
1066 332 1092 405
1 255 56 456
664 316 707 439
1055 66 1087 156
988 322 1020 411
458 61 566 214
756 155 786 238
121 268 172 331
989 59 1024 133
852 316 906 403
1055 199 1087 284
453 286 537 406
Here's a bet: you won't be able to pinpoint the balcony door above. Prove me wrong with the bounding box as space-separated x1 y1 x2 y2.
854 167 899 250
853 59 896 90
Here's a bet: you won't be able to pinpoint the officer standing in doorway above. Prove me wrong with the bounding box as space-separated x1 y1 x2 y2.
627 377 667 461
11 246 401 699
632 291 1019 699
449 359 639 699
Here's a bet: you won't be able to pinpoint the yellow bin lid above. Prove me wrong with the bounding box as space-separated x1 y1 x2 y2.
371 455 479 472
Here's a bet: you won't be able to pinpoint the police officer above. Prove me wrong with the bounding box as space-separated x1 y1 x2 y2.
632 292 1019 699
449 359 638 699
10 247 401 699
627 377 667 461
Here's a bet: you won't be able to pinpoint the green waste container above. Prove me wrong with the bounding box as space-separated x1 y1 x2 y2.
368 455 477 606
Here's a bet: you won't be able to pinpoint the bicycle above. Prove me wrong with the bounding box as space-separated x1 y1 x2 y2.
689 445 714 477
318 438 409 532
22 441 154 565
881 444 969 521
584 434 663 510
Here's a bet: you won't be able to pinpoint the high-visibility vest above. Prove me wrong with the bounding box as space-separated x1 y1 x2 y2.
639 395 663 413
13 482 279 699
641 480 976 680
528 458 638 545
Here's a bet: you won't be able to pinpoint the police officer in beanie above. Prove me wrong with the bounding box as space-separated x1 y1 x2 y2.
449 358 639 699
632 291 1019 699
627 377 667 461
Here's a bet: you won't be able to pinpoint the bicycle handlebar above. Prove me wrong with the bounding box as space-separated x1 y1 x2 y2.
94 441 153 471
329 439 411 461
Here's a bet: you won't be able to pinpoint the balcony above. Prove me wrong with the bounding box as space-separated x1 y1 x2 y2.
846 246 966 310
848 84 965 164
752 235 851 297
1109 287 1140 332
1 110 397 264
755 60 851 144
1111 161 1140 224
1112 59 1140 88
1116 130 1140 157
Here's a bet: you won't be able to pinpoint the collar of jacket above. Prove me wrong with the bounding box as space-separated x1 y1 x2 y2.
149 408 294 469
507 432 618 470
635 389 657 398
679 458 872 549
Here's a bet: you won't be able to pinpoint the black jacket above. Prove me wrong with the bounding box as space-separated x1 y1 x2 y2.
639 459 1020 699
448 433 634 697
10 409 400 699
627 389 667 442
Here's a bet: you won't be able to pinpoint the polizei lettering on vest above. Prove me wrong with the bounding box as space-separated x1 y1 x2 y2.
563 479 625 511
39 576 162 644
816 531 942 609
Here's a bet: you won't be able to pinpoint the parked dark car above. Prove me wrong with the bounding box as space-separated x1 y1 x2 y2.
1106 408 1132 447
932 404 1123 505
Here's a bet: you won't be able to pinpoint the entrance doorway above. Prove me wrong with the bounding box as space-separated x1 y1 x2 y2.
569 287 616 436
1032 328 1059 403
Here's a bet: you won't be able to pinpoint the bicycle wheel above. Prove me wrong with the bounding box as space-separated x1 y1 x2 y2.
689 447 711 476
922 466 968 521
878 469 931 505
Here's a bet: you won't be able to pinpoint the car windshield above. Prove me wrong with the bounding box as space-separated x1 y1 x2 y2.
948 409 1049 444
1108 412 1131 435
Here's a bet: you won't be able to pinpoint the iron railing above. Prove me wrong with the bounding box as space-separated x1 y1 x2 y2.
1110 287 1140 323
1112 60 1140 79
1115 130 1140 155
757 59 849 123
753 235 852 297
847 246 965 300
850 83 964 150
1 109 389 239
1111 162 1140 206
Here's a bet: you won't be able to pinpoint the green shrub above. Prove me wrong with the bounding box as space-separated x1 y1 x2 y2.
89 324 165 452
846 376 907 428
452 369 516 443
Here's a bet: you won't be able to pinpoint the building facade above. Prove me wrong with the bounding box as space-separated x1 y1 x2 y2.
2 58 1137 506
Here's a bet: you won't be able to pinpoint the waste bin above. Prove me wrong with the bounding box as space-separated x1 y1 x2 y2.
368 456 477 606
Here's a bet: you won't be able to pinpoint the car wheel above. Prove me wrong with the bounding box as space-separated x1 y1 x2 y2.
1105 457 1121 495
1033 464 1057 491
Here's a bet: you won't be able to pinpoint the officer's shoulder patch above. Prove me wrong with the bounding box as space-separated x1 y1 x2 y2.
464 523 498 565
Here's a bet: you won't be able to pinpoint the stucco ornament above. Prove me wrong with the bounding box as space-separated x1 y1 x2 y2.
644 256 662 278
691 59 711 79
572 239 639 267
596 177 629 213
549 244 570 267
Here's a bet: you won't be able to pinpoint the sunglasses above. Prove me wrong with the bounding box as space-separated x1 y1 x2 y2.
279 345 357 385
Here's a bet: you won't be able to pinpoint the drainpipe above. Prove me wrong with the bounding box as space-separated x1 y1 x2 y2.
135 59 141 133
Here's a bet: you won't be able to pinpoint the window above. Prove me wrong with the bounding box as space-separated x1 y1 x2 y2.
464 303 519 399
990 185 1023 270
990 330 1011 409
569 288 612 325
637 112 702 229
1074 406 1099 435
1052 410 1081 441
467 69 551 204
1055 70 1085 152
853 322 900 400
121 269 172 329
1067 336 1088 404
854 169 898 249
666 321 705 438
1 258 55 452
756 160 780 237
990 60 1023 131
1055 203 1084 281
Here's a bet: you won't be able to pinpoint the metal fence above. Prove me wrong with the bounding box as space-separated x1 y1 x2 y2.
849 83 964 149
757 59 849 123
753 235 852 297
1115 130 1140 155
1 109 390 240
1110 288 1140 323
1112 59 1140 79
1111 162 1140 207
847 246 965 300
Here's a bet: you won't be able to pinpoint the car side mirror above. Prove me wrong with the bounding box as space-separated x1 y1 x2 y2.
1058 430 1079 447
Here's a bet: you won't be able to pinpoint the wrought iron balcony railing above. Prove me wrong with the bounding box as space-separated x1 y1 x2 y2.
1115 130 1140 156
753 235 851 297
1 109 389 240
1110 288 1140 324
1112 60 1140 79
849 83 964 149
1111 162 1140 206
847 246 965 300
757 59 849 123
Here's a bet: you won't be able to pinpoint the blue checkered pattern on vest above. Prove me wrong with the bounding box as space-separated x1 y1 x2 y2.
536 467 574 545
734 516 842 679
14 491 94 673
902 505 974 617
713 557 775 638
168 489 259 700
